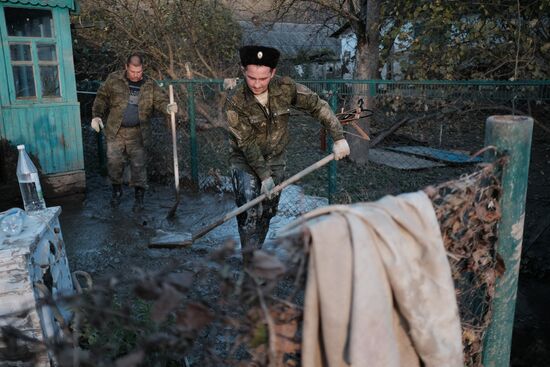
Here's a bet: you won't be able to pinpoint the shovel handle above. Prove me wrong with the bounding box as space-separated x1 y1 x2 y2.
192 153 335 241
169 85 179 191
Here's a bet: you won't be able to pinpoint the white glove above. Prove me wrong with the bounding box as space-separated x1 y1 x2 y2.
166 102 178 114
223 78 239 90
91 117 104 133
260 177 276 199
332 139 350 160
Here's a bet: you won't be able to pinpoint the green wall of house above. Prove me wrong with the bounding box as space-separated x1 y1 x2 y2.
0 1 83 178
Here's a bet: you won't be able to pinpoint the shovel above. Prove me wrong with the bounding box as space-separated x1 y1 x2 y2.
148 153 336 248
166 84 180 219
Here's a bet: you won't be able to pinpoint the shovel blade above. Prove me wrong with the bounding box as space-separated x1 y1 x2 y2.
148 231 193 248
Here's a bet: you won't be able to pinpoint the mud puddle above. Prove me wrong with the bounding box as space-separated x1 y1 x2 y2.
58 175 326 279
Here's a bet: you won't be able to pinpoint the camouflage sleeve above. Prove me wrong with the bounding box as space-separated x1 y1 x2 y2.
225 101 272 180
91 77 112 119
152 82 170 116
291 81 345 141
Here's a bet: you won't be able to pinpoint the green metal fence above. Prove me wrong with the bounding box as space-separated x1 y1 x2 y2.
177 79 545 201
77 79 549 205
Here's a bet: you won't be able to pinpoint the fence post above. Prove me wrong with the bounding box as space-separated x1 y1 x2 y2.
327 82 338 203
187 82 198 186
482 115 533 366
368 79 377 101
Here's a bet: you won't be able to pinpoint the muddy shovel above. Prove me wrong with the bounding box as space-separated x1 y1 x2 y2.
148 153 336 248
166 85 180 219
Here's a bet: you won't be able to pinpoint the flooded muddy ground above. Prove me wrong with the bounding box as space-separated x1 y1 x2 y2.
56 174 326 281
53 174 326 364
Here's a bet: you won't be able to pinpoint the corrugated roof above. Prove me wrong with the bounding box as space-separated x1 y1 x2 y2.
239 21 340 60
0 0 75 10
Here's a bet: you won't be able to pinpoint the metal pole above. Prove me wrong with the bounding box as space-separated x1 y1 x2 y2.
187 83 198 186
327 82 338 203
482 115 533 367
368 79 377 99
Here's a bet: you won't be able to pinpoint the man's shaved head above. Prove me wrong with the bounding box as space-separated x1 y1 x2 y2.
126 53 143 67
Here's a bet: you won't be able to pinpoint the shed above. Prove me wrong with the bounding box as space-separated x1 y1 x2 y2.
0 0 84 201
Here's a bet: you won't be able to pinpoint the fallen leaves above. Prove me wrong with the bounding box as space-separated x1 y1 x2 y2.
425 157 505 366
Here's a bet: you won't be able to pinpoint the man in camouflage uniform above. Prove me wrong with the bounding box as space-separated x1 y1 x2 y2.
225 45 350 265
91 54 177 212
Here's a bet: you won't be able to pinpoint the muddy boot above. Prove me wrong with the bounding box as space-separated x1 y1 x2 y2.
110 184 123 208
133 187 145 212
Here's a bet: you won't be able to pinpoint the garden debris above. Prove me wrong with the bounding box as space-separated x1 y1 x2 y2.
424 157 505 366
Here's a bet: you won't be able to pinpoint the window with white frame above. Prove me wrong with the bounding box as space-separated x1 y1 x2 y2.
4 7 61 99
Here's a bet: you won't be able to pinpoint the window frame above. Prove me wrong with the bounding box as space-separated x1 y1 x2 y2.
2 6 63 103
9 42 36 99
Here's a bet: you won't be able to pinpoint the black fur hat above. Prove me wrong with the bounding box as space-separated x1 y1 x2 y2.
239 45 280 68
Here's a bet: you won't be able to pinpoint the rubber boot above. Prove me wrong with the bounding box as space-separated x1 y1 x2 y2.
133 187 145 212
110 184 123 208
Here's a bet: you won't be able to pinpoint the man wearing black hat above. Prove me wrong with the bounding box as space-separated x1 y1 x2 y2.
225 45 350 265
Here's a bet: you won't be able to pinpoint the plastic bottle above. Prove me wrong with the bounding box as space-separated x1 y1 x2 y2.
16 145 46 212
0 208 25 236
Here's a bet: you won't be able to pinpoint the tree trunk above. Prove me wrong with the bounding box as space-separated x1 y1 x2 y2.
349 0 381 164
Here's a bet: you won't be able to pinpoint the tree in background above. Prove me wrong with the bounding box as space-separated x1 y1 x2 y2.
251 0 549 162
73 0 243 126
383 1 550 80
261 0 550 80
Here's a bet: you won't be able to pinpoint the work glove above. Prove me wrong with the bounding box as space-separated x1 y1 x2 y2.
166 102 178 114
260 177 276 199
91 117 104 133
223 78 239 90
332 138 350 160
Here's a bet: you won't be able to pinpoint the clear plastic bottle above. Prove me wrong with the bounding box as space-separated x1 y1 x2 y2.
16 145 46 212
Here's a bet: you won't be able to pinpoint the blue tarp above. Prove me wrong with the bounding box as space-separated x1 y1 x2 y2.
387 146 482 164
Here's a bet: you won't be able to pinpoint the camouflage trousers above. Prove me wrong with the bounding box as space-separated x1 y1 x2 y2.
231 166 285 265
106 126 147 188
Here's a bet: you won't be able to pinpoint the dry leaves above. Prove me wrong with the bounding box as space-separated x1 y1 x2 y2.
425 157 505 366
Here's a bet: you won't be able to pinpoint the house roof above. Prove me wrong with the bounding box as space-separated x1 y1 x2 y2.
239 21 340 60
0 0 76 10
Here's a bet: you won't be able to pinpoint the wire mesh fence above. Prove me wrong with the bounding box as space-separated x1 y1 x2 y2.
77 79 549 215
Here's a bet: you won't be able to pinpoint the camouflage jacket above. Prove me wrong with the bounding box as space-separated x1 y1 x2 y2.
225 76 344 180
92 70 169 144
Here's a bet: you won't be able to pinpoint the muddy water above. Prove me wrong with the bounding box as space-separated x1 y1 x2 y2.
58 175 326 279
